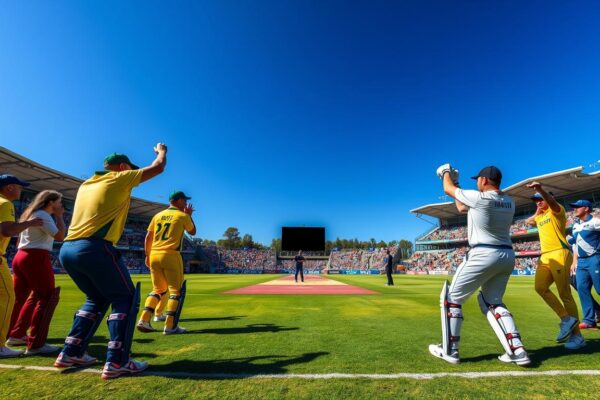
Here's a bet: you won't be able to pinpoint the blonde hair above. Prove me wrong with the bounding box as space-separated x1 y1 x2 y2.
19 190 62 222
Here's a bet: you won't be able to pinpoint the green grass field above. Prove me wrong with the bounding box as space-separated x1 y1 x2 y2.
1 274 600 399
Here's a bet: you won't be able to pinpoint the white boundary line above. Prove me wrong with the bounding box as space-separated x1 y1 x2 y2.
2 364 600 380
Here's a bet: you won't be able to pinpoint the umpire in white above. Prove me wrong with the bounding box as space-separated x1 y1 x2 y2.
428 165 530 366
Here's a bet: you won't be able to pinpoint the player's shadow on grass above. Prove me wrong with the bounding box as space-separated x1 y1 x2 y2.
462 338 600 367
186 323 299 335
180 315 246 323
527 338 600 366
147 351 329 378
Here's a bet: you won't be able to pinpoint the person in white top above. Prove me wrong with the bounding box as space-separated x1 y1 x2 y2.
428 165 530 366
6 190 66 355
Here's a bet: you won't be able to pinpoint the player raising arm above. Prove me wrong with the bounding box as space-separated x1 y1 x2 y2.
55 144 167 379
429 165 530 366
526 181 584 349
137 191 196 335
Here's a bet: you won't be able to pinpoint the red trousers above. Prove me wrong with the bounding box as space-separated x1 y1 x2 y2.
9 248 56 349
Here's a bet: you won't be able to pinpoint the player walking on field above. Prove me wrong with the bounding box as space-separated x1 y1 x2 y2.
7 190 66 355
429 165 530 366
137 191 196 334
0 175 44 358
54 144 167 379
526 182 584 349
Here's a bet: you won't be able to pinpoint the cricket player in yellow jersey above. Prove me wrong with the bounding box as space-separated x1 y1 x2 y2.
526 181 584 349
0 175 43 358
137 191 196 334
54 144 168 379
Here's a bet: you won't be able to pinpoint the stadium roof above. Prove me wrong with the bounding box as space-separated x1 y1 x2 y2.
411 166 600 219
0 146 167 218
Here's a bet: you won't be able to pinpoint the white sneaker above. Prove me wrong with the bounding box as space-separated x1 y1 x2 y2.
428 344 460 364
54 352 97 368
564 334 586 350
498 348 531 366
25 343 62 355
136 320 155 333
557 316 578 342
6 336 27 346
163 326 187 335
101 359 148 380
0 346 24 358
153 314 166 322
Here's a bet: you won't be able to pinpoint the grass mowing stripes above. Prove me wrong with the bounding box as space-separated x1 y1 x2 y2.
1 274 600 399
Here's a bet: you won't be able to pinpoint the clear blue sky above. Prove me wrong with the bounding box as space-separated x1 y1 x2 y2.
1 1 599 245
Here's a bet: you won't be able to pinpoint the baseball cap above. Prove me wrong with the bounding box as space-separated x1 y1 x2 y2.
0 174 30 188
569 199 594 210
169 191 191 201
531 191 554 201
471 166 502 182
104 153 139 170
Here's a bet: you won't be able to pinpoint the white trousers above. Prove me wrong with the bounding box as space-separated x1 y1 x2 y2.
448 247 515 305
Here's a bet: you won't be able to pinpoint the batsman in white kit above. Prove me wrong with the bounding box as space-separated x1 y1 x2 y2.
428 164 530 366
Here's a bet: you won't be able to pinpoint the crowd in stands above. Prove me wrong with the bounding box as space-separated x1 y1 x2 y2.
420 226 466 242
277 259 327 271
513 241 541 252
218 249 276 271
419 209 587 243
406 248 467 272
515 257 538 271
328 247 398 271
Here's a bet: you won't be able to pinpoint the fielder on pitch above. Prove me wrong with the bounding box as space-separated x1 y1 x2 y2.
429 165 530 366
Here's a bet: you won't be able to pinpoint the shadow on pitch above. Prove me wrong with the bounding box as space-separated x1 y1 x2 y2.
186 323 299 335
146 351 329 378
180 315 247 323
461 338 600 367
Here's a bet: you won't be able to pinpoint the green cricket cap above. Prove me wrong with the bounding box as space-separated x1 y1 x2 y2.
103 153 139 170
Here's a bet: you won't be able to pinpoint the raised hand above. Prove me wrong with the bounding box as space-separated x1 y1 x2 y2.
527 181 542 191
184 203 195 215
154 143 168 154
436 163 453 180
54 203 65 217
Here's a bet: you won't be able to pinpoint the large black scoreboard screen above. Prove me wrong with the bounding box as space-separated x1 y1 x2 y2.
281 227 325 252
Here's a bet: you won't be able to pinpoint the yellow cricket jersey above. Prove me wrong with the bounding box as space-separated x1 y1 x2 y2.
535 204 571 254
66 169 144 245
148 207 194 253
0 193 16 255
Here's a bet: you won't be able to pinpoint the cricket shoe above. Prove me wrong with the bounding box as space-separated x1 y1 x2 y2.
428 344 460 364
163 326 187 335
578 322 598 330
556 316 578 342
564 334 586 350
0 346 24 358
25 343 61 355
498 348 531 366
136 320 155 333
101 359 148 380
54 352 97 368
153 314 166 322
5 336 27 346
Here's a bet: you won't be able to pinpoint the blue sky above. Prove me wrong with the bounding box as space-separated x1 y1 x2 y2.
1 1 599 244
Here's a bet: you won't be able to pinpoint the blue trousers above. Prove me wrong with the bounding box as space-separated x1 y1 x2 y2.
59 239 135 364
575 254 600 325
295 266 304 282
